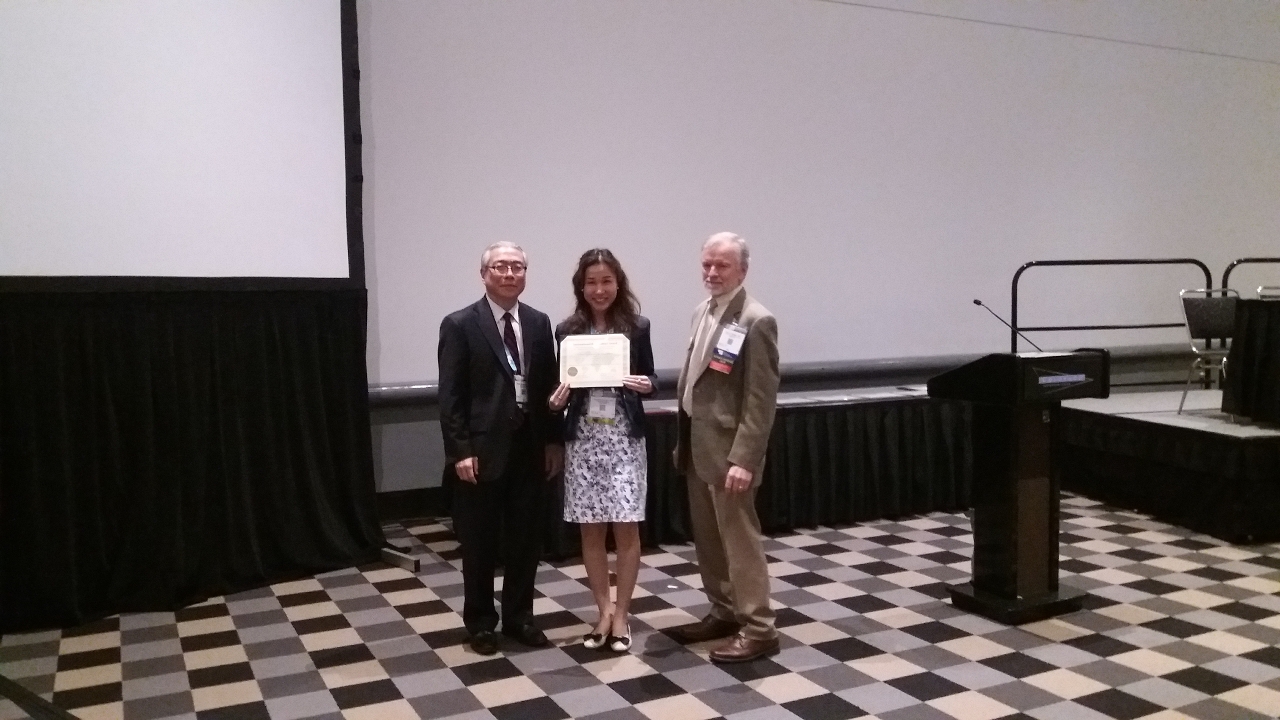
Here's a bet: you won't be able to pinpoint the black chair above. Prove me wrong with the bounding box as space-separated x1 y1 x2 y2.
1178 288 1238 414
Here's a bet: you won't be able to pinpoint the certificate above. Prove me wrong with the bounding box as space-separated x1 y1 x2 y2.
560 334 630 387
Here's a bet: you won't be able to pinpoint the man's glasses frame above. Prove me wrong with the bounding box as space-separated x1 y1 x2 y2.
486 261 527 275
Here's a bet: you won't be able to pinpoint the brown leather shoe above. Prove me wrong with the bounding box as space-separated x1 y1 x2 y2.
667 615 742 644
709 634 780 663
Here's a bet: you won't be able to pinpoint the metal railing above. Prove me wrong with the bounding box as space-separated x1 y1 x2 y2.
1221 257 1280 292
1010 259 1212 353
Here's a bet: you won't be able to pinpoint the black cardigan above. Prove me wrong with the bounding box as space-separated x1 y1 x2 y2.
555 315 658 440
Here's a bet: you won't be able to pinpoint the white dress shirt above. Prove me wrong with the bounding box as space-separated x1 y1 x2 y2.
682 284 744 412
486 296 525 375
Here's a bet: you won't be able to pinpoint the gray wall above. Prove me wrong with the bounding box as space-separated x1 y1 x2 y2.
358 0 1280 388
357 1 1278 493
372 405 444 493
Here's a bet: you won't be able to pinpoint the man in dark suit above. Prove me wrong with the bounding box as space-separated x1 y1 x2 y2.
438 241 563 655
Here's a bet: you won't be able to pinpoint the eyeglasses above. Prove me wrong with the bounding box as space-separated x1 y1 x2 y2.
487 262 527 275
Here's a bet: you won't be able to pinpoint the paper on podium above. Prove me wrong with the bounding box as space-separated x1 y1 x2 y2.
560 334 629 387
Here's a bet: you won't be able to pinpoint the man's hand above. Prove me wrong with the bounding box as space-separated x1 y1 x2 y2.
724 464 753 493
622 375 653 394
455 457 479 484
545 444 564 480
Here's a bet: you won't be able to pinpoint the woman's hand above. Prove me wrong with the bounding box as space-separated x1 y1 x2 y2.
548 382 571 411
622 375 653 394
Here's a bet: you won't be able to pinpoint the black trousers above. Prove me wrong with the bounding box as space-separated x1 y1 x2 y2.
450 423 544 634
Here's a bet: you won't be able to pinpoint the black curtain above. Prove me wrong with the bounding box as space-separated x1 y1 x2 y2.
1223 299 1280 423
546 398 971 558
1058 406 1280 544
0 290 383 633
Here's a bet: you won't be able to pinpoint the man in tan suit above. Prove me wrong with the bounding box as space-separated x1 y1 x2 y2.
670 232 781 663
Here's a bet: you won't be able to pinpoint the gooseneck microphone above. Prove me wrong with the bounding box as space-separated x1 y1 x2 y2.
973 299 1044 352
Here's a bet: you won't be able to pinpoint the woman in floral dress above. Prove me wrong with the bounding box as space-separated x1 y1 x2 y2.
548 249 656 652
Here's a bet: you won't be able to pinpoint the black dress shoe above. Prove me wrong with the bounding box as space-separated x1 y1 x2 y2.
502 623 548 647
469 630 499 655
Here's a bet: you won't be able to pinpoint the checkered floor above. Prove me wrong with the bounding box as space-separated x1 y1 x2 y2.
3 495 1280 720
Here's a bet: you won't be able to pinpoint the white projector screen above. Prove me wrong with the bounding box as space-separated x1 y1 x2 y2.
361 0 1280 385
0 0 350 278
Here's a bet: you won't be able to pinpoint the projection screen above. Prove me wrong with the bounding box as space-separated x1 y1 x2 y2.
0 0 351 279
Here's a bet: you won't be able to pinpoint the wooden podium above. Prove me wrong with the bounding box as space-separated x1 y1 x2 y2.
928 351 1109 624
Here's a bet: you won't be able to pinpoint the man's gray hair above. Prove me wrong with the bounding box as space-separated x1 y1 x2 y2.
703 232 749 270
480 241 527 272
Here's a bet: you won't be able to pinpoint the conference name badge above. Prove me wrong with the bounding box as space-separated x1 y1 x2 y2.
513 374 528 404
587 388 616 424
709 322 746 374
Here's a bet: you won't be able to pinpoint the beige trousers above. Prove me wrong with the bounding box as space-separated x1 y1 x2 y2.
686 477 777 641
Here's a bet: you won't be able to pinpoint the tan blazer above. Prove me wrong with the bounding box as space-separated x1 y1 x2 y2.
674 288 780 486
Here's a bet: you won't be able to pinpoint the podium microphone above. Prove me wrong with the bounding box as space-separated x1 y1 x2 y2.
973 299 1043 352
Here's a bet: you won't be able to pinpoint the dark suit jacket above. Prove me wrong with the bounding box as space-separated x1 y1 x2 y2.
438 297 561 482
555 316 658 440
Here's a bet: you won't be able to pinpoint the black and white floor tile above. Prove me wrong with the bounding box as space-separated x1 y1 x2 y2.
3 494 1280 720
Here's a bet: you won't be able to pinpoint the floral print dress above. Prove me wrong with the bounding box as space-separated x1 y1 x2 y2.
562 388 647 523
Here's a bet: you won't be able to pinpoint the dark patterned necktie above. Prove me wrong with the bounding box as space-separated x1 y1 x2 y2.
502 312 521 372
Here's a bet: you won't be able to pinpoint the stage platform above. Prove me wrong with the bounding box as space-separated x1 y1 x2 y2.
1059 389 1280 544
1065 389 1280 438
542 384 968 558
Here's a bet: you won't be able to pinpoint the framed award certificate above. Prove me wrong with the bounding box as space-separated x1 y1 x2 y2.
559 334 629 387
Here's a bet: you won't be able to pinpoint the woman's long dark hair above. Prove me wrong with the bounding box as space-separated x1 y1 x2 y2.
561 248 640 335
